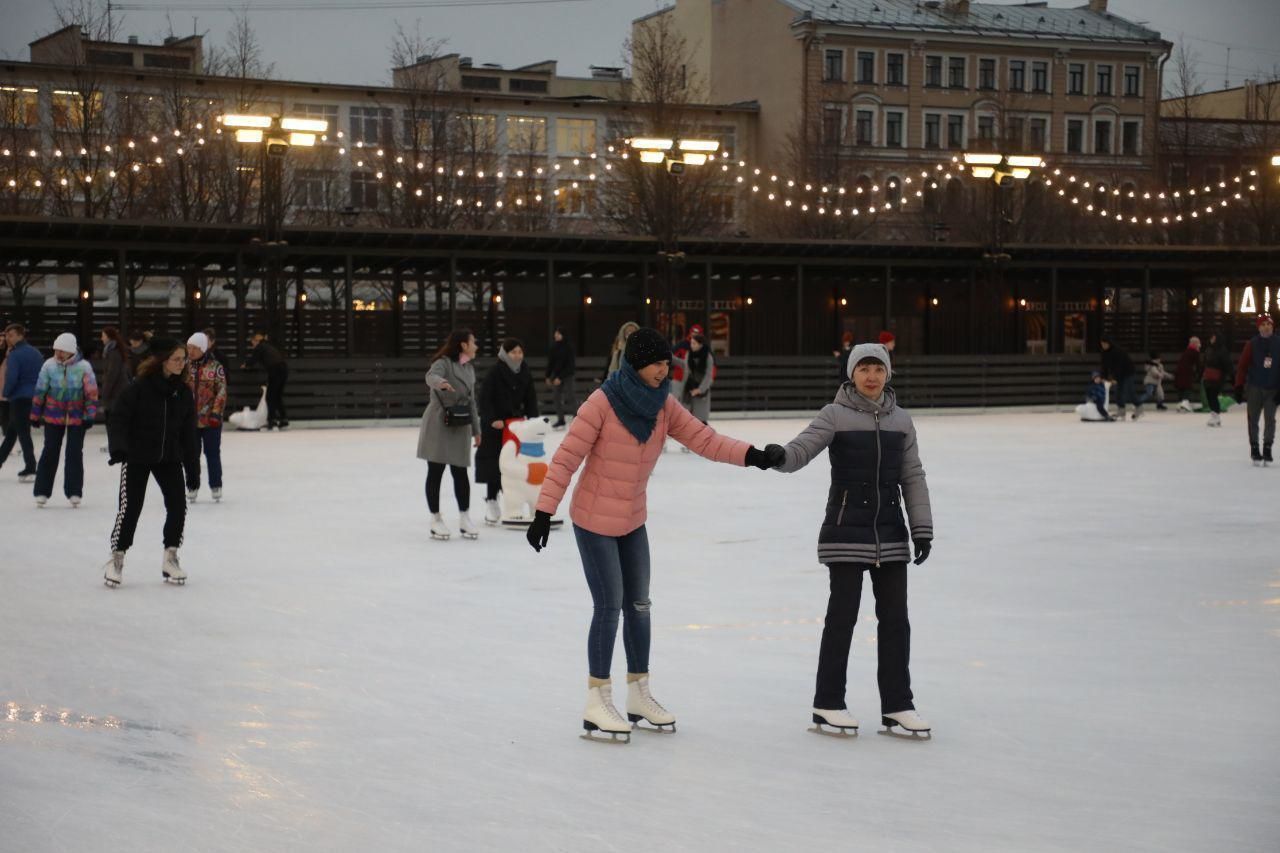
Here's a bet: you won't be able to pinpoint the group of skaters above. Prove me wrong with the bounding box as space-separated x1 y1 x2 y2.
418 321 933 742
0 322 292 586
1083 312 1280 465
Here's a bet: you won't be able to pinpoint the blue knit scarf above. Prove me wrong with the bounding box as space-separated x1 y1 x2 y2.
601 359 670 444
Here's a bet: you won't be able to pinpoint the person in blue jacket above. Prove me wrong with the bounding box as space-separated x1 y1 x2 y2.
0 323 43 481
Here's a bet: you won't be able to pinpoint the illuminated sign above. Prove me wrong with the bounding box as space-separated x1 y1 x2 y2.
1222 286 1273 314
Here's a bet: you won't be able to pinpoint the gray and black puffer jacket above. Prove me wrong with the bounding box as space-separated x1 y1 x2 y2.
777 383 933 566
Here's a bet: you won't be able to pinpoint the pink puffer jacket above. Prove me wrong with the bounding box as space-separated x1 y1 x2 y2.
536 388 750 537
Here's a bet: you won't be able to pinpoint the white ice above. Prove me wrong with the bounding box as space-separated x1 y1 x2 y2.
1 407 1277 852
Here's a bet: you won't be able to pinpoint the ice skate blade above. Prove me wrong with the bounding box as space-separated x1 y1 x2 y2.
104 579 120 588
429 533 451 540
581 721 630 744
810 724 858 738
163 576 186 585
460 532 479 540
880 718 931 739
627 713 676 733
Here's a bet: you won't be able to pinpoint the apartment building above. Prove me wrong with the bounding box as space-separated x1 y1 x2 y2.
643 0 1170 182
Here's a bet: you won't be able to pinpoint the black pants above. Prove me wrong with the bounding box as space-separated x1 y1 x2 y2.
0 398 36 472
1204 382 1223 414
110 461 187 553
486 477 501 502
35 423 85 499
266 364 289 427
814 562 914 715
426 462 470 513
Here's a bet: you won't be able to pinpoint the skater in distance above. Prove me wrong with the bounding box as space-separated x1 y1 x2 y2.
418 329 483 541
769 343 934 737
1234 313 1280 466
31 333 98 508
103 339 199 587
0 323 41 482
184 332 228 503
475 337 539 526
525 327 784 743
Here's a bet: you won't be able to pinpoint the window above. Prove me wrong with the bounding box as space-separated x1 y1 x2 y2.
885 177 902 204
978 59 996 90
349 171 380 210
1067 119 1084 153
289 104 338 140
555 179 590 216
460 75 502 91
509 78 548 94
1007 116 1025 148
296 170 332 209
0 86 40 128
402 109 445 147
857 51 875 84
822 105 845 145
1094 119 1112 154
1123 66 1140 97
948 57 966 89
855 109 874 145
824 49 845 82
1032 61 1048 93
1096 64 1113 96
506 115 547 153
555 118 596 154
887 53 905 85
885 111 903 148
947 115 964 149
977 115 995 141
143 53 191 71
51 90 103 130
1009 60 1026 91
925 56 943 87
1068 64 1085 95
349 107 391 144
1029 118 1048 152
458 113 498 150
1121 120 1140 155
925 114 941 148
707 191 735 223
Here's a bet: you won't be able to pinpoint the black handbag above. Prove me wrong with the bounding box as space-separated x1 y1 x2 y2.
435 390 472 428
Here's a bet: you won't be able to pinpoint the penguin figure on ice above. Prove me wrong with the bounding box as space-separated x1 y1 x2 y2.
1077 372 1114 422
228 385 269 431
498 417 563 529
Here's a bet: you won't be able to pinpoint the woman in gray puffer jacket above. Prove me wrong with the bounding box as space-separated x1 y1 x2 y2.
417 329 482 541
771 342 935 737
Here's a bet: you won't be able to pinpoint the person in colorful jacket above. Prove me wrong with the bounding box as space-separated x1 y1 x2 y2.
525 327 782 742
770 342 935 737
31 332 99 507
183 332 228 501
1234 313 1280 464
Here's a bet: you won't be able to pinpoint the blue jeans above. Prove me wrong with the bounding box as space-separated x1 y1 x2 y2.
574 524 652 680
34 423 85 499
185 427 223 490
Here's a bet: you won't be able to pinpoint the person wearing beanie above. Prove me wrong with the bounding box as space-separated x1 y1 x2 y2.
0 323 42 481
878 331 896 352
1173 336 1202 413
525 326 785 742
30 332 98 507
475 337 539 525
103 338 199 586
670 332 716 426
769 342 935 736
1079 370 1115 422
1234 313 1280 464
184 332 228 502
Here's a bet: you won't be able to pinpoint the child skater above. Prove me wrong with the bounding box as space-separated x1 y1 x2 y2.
770 342 934 736
525 327 782 742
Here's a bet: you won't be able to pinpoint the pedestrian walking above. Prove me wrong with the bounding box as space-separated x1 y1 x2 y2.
524 327 782 742
1201 333 1232 428
103 338 198 587
1233 313 1280 465
546 326 577 430
476 337 539 525
1174 337 1202 412
31 333 99 507
183 332 228 502
1100 337 1142 420
770 343 935 737
417 329 482 541
0 323 41 481
242 332 288 429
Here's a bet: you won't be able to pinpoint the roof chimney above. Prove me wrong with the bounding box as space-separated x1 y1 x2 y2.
459 56 472 68
128 35 139 44
944 0 970 14
1087 0 1108 12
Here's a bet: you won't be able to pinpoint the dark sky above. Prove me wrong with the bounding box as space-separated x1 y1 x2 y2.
1 0 1277 90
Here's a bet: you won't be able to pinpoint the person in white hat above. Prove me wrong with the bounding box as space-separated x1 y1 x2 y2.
30 332 99 507
183 332 228 501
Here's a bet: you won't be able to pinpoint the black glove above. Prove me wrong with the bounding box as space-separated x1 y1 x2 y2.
1234 387 1245 404
745 446 772 470
764 444 786 468
913 539 932 566
526 510 552 553
108 451 124 466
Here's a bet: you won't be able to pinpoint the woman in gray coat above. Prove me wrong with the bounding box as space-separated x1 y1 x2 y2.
417 329 482 541
670 332 715 423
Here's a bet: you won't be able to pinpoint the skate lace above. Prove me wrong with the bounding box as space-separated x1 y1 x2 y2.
637 681 668 714
599 687 627 724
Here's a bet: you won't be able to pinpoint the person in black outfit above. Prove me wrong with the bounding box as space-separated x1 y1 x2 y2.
1201 332 1233 428
545 326 577 429
476 337 539 524
242 332 289 429
1100 336 1142 420
103 339 199 587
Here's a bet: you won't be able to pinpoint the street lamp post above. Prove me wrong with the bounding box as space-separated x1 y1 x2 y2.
628 137 720 338
218 114 328 350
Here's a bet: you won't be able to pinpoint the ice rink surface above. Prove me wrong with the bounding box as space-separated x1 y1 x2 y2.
2 406 1278 852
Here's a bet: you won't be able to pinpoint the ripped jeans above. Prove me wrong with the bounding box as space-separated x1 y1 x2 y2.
574 524 652 680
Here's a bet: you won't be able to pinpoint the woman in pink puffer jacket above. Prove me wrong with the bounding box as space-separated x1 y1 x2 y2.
526 327 781 742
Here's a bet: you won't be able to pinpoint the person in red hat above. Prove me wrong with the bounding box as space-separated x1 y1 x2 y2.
878 331 896 353
1234 313 1280 465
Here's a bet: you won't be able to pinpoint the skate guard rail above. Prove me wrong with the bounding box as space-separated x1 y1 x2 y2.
223 353 1158 422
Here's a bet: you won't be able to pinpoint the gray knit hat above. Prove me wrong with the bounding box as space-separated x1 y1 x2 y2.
847 342 892 381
